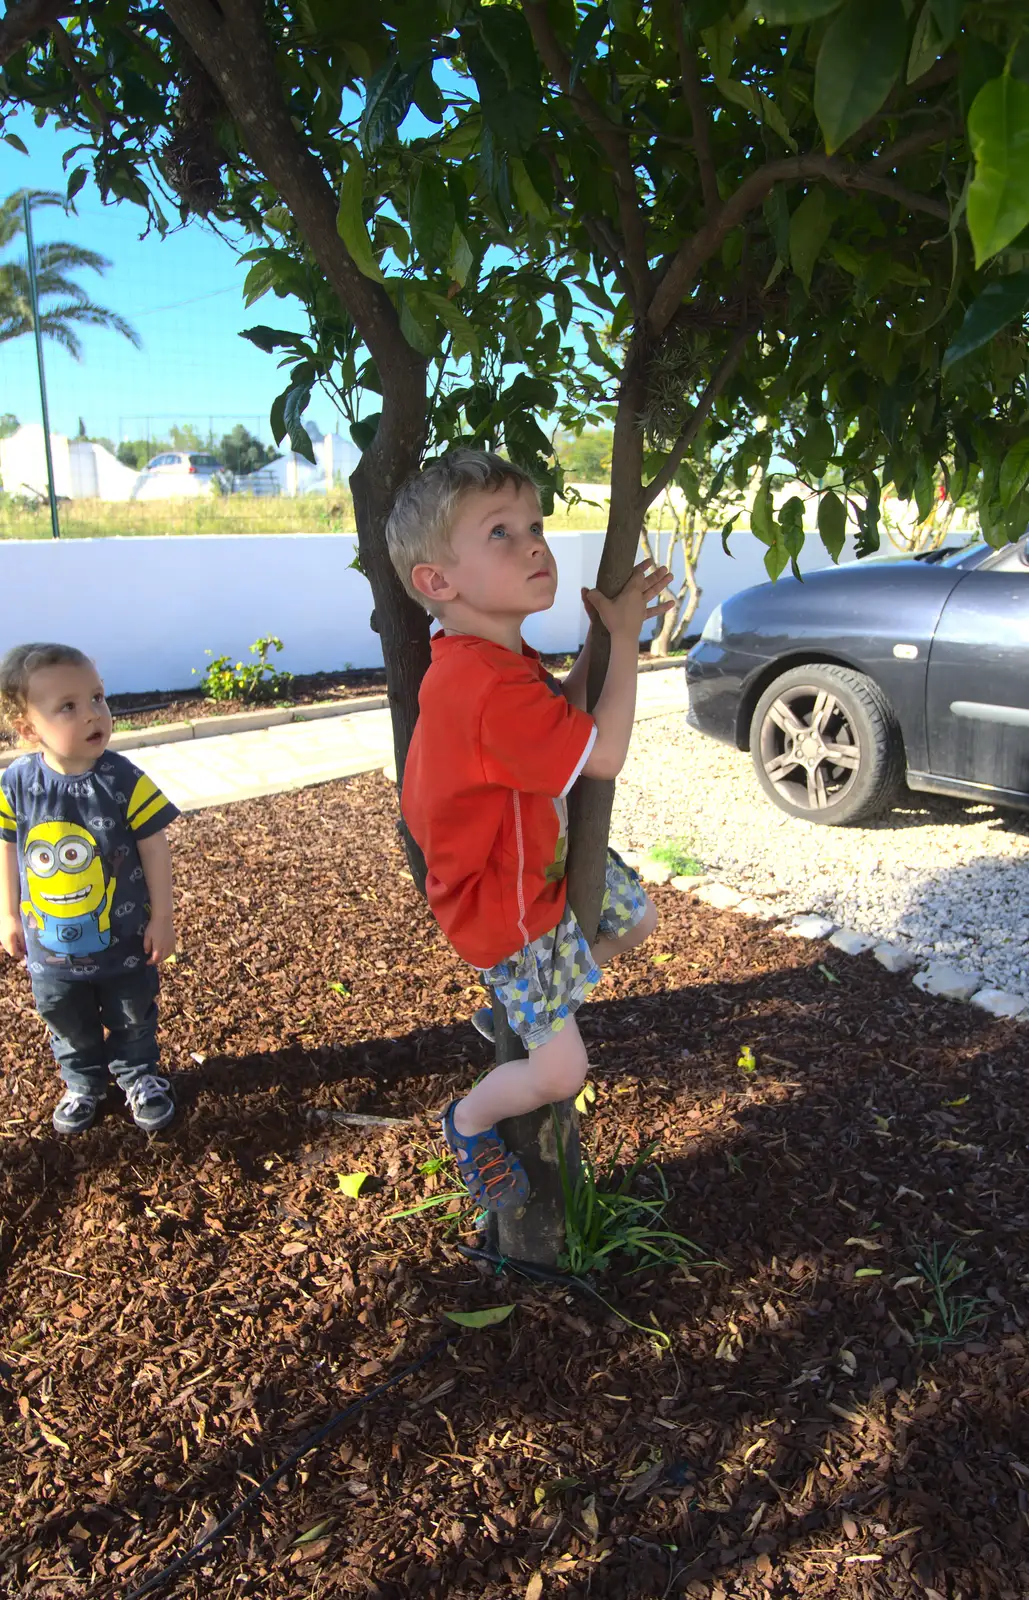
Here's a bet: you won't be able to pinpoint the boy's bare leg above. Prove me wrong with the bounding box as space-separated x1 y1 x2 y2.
589 894 658 968
453 1019 588 1137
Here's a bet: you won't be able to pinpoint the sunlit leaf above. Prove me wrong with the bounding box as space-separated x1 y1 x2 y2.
443 1305 516 1328
336 1172 370 1198
966 76 1029 266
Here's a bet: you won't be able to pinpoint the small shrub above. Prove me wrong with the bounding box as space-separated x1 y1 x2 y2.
556 1127 709 1279
648 837 704 877
194 635 294 705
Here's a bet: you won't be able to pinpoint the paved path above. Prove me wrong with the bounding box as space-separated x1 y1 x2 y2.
133 666 688 811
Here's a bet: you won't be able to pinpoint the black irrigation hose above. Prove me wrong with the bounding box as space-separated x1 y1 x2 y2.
121 1335 457 1600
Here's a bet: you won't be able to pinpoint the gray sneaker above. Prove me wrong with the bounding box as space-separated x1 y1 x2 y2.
124 1073 175 1133
53 1089 104 1135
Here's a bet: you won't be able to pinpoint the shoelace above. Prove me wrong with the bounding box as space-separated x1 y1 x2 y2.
126 1073 171 1110
59 1093 97 1113
462 1137 520 1200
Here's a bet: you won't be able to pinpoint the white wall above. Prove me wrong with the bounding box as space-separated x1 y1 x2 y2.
0 525 858 696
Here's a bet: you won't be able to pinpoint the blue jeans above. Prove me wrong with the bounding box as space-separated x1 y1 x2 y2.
30 966 161 1097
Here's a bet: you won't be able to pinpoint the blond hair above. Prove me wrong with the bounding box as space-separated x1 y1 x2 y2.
385 449 539 615
0 642 93 733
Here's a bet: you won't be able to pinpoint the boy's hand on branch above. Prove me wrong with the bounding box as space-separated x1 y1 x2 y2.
583 561 675 640
0 917 26 961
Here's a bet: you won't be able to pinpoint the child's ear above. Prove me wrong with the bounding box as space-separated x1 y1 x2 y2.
11 715 38 748
411 563 455 604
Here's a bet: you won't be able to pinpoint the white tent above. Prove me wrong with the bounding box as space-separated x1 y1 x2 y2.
0 423 138 501
233 424 361 497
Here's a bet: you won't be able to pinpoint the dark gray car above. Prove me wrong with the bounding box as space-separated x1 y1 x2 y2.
685 534 1029 824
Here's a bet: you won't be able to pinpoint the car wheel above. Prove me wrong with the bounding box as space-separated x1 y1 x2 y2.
749 664 903 825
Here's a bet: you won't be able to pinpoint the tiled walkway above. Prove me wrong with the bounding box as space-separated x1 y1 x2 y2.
133 667 688 811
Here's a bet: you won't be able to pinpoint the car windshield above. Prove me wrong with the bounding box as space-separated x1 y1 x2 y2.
189 454 218 467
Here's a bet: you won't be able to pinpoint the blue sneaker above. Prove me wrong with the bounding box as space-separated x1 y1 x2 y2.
441 1102 530 1214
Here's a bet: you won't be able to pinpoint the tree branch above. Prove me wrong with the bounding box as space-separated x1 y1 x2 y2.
51 21 110 129
640 316 759 512
162 0 423 401
648 151 949 336
543 148 636 305
869 116 956 170
673 7 718 220
522 0 651 308
0 0 75 63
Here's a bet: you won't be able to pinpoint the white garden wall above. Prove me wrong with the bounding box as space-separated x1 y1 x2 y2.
0 526 849 696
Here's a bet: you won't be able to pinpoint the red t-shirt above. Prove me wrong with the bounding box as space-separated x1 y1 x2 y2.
402 633 597 967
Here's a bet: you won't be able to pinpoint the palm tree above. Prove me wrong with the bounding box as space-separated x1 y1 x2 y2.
0 189 141 359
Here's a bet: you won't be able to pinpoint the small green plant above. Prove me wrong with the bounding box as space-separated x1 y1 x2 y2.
556 1125 708 1279
193 635 294 704
384 1148 480 1231
911 1242 988 1349
648 837 704 877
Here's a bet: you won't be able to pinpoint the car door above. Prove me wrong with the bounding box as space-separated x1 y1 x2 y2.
924 540 1029 797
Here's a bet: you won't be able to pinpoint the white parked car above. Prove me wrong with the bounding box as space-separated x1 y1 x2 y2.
130 451 230 500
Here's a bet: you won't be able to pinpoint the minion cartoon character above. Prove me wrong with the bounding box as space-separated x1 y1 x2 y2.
21 822 116 959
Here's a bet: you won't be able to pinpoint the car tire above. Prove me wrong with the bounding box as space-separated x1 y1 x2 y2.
749 664 904 825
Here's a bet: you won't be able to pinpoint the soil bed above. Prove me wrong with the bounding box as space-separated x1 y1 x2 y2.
2 771 1027 1599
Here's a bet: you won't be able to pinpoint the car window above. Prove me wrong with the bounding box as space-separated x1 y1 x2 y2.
147 454 170 468
189 454 218 468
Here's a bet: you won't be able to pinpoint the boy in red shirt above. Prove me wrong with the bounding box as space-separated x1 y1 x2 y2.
387 450 672 1214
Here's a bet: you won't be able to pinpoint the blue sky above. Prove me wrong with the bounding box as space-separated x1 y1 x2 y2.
0 107 317 449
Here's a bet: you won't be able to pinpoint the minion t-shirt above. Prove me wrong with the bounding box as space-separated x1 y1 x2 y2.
0 751 179 980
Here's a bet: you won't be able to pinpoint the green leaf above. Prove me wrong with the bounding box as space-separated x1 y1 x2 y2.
814 0 907 154
748 0 842 17
928 0 960 49
3 132 28 155
242 257 278 307
359 56 423 152
750 476 775 545
443 1305 516 1328
336 1172 370 1198
854 1267 883 1278
764 541 790 580
817 488 847 561
448 226 474 288
801 417 834 477
511 158 551 222
999 438 1029 506
283 380 316 464
570 5 610 90
336 153 383 283
293 1519 335 1546
966 76 1029 268
410 164 455 269
789 187 833 293
715 77 796 149
906 4 939 85
942 269 1029 370
66 166 87 201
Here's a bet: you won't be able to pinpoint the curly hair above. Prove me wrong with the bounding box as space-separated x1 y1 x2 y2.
0 642 93 732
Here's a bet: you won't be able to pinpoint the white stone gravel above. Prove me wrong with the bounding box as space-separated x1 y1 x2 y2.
614 693 1029 999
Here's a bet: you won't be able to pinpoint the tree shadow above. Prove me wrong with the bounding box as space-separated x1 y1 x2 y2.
4 941 1027 1597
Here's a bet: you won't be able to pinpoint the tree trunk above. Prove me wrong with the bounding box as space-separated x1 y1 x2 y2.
491 996 580 1266
163 0 432 880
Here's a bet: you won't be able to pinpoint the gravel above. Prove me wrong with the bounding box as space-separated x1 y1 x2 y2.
613 689 1029 998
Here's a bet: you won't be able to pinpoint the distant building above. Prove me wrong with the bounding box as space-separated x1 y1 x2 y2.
0 423 138 501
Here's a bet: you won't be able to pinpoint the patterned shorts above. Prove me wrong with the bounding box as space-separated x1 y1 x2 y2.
479 850 649 1052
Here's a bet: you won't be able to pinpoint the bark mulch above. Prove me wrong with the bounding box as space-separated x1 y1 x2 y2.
1 771 1027 1600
